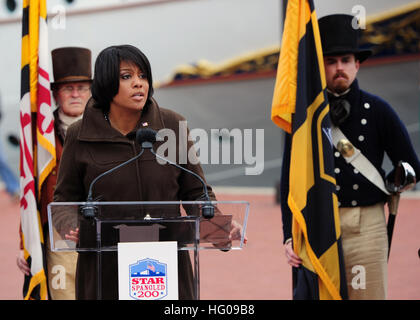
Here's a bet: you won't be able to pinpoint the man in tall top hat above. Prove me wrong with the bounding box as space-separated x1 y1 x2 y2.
17 47 92 300
281 14 420 299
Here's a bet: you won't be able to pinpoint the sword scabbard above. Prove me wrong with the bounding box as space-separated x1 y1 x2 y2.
387 193 401 216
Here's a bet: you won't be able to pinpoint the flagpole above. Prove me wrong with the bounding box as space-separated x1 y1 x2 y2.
282 0 288 28
280 0 298 300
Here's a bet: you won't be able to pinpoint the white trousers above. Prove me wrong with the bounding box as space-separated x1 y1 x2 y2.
339 203 388 300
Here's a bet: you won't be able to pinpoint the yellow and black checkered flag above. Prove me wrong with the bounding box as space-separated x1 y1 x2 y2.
20 0 56 300
272 0 347 300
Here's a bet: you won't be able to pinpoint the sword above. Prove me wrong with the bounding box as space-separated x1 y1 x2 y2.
385 161 416 260
386 193 400 259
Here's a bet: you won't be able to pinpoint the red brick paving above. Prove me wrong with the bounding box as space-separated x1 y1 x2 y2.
1 189 418 300
0 190 23 300
201 191 420 300
387 197 420 300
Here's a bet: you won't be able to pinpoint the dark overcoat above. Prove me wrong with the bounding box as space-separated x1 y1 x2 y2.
54 97 215 299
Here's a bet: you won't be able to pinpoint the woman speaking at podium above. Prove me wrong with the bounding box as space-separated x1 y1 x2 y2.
54 44 216 300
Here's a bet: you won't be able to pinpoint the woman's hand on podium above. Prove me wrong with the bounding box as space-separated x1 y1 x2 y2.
65 227 79 243
229 220 247 244
215 220 248 251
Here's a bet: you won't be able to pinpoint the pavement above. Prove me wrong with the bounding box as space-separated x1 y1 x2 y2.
1 187 419 300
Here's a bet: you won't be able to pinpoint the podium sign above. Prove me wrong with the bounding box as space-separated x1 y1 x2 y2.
118 241 178 300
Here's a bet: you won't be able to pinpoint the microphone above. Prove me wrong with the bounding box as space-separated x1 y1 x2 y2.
137 128 215 219
81 139 146 218
136 127 157 148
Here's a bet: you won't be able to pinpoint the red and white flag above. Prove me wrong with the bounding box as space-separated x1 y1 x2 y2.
20 0 55 300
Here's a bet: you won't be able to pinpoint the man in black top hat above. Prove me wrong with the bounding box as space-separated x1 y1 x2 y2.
281 14 420 299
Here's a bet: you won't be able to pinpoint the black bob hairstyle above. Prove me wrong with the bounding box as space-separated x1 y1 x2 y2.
91 44 154 112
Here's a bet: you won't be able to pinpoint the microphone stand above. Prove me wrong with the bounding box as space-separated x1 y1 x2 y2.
81 149 145 218
141 141 215 219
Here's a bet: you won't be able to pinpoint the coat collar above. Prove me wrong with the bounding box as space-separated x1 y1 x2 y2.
78 97 165 142
327 79 360 104
344 78 361 107
53 108 66 144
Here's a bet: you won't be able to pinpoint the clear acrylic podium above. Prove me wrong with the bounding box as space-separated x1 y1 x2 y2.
47 200 249 300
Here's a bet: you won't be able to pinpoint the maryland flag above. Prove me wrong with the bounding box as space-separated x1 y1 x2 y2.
20 0 55 300
271 0 347 299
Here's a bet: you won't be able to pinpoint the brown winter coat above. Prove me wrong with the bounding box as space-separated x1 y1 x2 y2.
53 97 215 300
